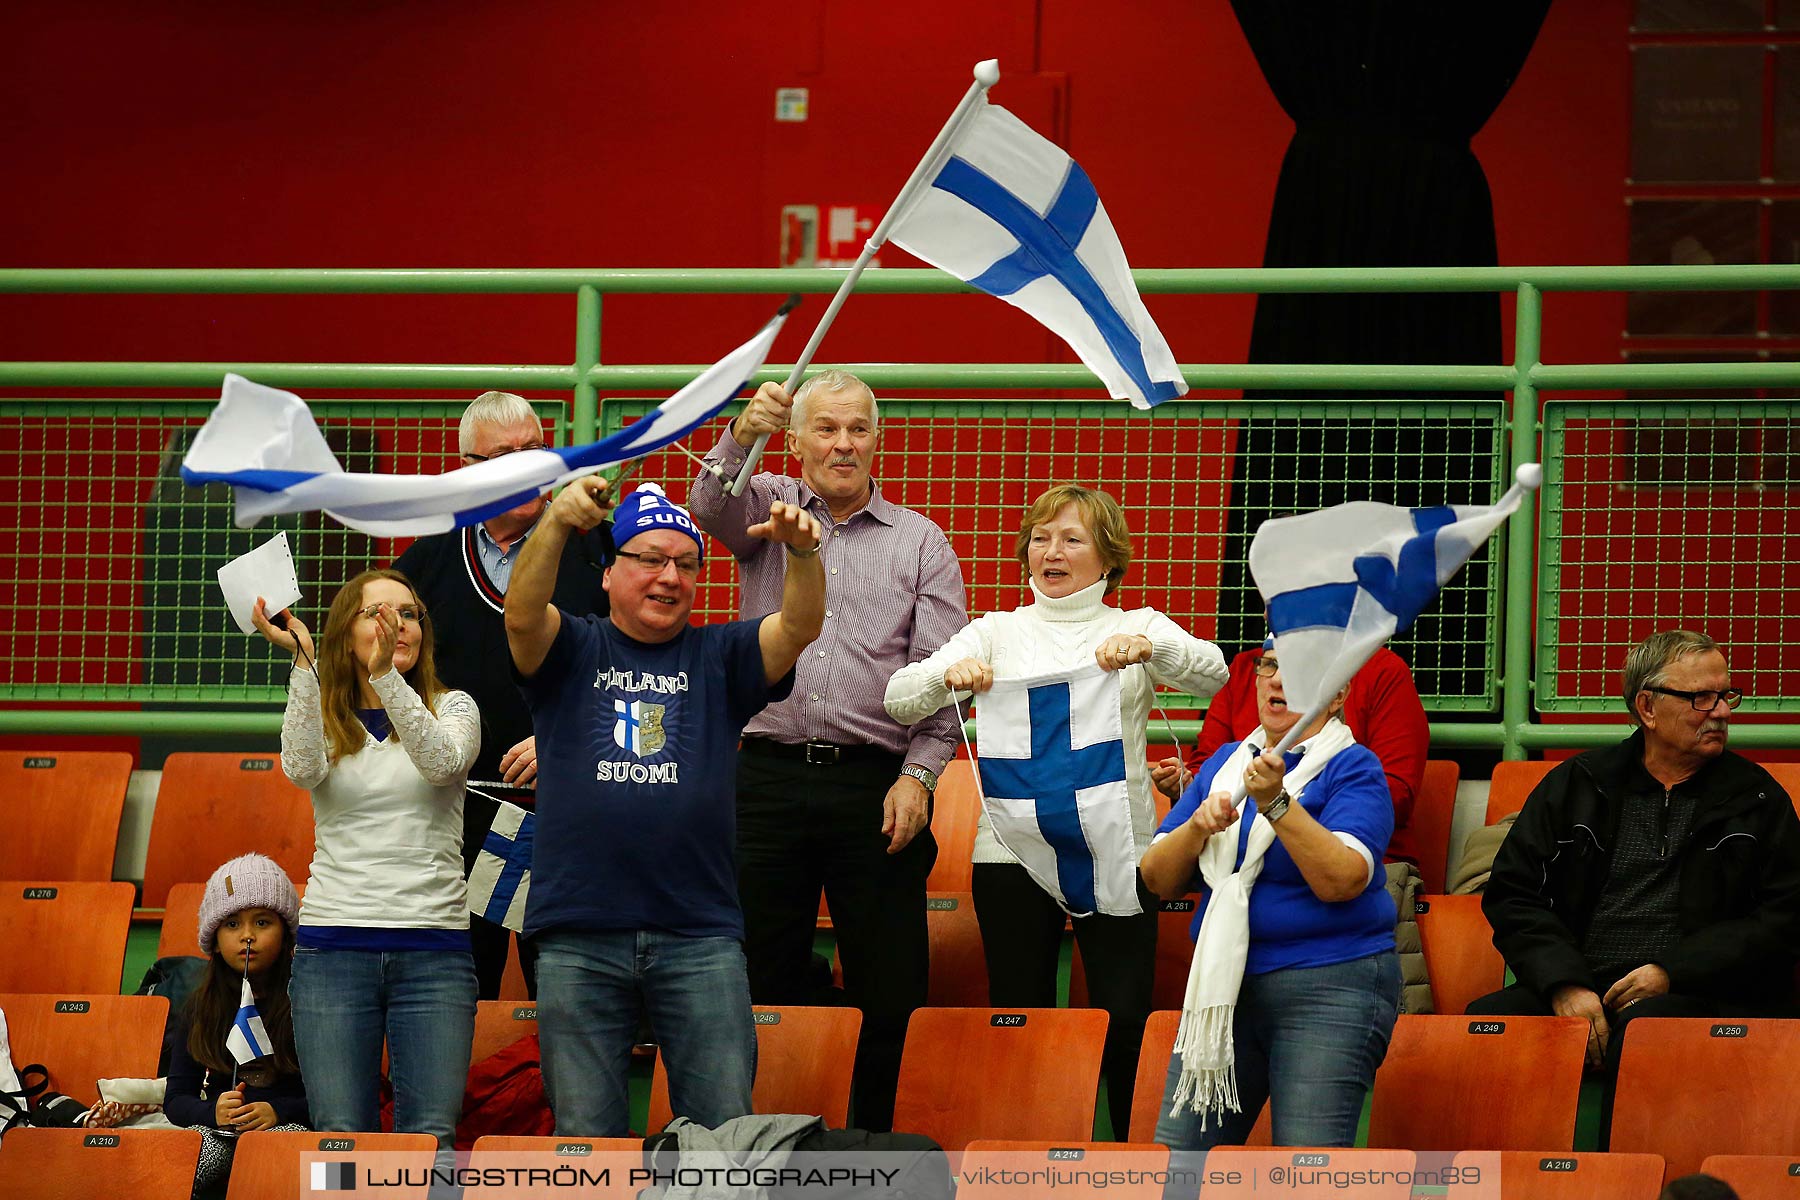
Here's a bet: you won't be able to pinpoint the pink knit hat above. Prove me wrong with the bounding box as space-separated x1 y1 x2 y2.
196 853 300 955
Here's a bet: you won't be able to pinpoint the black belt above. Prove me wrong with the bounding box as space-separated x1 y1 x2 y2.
740 736 902 768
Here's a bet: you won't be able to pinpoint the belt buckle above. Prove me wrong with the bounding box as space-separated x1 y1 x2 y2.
804 740 840 766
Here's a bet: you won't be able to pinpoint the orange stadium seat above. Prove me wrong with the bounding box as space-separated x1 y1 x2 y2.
140 752 313 910
892 1007 1106 1151
1127 1010 1271 1145
1199 1146 1417 1197
923 891 989 1006
1611 1018 1800 1179
0 750 132 882
466 1137 644 1200
1446 1151 1666 1199
1485 762 1556 826
469 1000 539 1067
225 1130 437 1200
960 1141 1169 1200
1415 894 1506 1016
0 993 168 1106
0 880 134 993
925 760 980 892
1765 763 1800 817
646 1004 860 1134
1411 759 1462 894
1698 1154 1800 1198
1069 898 1198 1012
1368 1015 1587 1152
0 1127 201 1200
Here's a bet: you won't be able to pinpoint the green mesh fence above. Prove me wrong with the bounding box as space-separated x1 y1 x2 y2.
607 395 1508 711
0 398 564 703
1538 399 1800 712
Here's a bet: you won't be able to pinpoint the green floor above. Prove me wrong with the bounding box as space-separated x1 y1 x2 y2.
125 924 1606 1149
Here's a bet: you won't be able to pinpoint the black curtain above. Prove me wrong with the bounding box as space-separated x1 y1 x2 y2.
1218 0 1551 702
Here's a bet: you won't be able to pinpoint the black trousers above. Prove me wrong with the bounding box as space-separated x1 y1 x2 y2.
468 912 537 1001
1465 982 1789 1148
971 861 1157 1140
736 751 937 1133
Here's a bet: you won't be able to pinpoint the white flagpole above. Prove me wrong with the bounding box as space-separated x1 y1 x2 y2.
727 58 1002 496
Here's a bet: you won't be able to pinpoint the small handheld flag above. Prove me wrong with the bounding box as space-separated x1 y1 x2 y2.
466 798 533 933
225 975 271 1066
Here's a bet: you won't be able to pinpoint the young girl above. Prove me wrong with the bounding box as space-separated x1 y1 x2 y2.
252 568 480 1150
165 853 309 1197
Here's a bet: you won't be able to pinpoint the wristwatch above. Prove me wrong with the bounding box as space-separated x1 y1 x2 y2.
1262 788 1293 824
899 764 938 793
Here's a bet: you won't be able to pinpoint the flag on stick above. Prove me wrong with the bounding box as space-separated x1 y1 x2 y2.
181 298 797 536
1249 464 1544 740
225 975 272 1065
887 92 1186 408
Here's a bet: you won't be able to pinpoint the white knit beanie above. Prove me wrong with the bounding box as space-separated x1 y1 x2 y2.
196 853 300 955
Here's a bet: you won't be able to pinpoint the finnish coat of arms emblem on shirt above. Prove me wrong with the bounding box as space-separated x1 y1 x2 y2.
614 699 666 756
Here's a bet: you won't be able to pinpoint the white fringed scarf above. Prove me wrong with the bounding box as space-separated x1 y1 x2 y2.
1168 717 1356 1124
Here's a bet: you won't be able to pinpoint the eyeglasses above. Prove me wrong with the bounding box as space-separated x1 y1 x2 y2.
1643 685 1744 711
462 442 546 463
1251 655 1281 677
615 549 702 578
359 604 428 624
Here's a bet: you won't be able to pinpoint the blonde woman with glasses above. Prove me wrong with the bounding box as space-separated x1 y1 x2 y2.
252 567 479 1155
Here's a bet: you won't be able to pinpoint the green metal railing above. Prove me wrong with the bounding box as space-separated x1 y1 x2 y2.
2 265 1798 754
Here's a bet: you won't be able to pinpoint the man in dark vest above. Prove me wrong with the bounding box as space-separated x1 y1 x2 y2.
393 391 610 999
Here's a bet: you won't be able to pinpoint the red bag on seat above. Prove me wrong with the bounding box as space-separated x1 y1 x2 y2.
455 1033 554 1150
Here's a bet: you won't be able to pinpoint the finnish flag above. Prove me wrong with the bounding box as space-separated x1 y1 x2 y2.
180 298 796 536
974 664 1139 916
467 800 533 933
889 97 1186 409
1250 465 1541 716
225 976 271 1065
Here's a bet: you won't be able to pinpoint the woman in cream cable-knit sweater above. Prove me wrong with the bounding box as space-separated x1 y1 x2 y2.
884 483 1227 1137
253 567 479 1153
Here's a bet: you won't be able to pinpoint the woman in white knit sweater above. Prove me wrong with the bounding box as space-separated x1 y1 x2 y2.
884 483 1227 1136
253 568 479 1152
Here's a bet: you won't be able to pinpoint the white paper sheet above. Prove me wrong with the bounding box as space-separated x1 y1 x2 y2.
216 532 302 634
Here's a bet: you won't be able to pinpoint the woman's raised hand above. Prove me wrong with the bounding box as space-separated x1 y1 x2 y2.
943 657 994 695
366 602 401 678
251 597 315 664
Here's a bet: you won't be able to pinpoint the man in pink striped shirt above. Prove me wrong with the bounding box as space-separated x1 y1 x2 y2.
690 368 969 1131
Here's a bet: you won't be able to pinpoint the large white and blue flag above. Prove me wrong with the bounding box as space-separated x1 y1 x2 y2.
974 664 1139 916
1250 465 1543 718
887 97 1186 409
467 799 533 933
180 299 796 537
225 975 272 1065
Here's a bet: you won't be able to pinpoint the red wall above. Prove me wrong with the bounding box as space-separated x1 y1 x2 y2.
0 1 1641 754
0 0 1628 371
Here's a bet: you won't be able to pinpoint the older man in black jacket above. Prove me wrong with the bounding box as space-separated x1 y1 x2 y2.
1473 630 1800 1137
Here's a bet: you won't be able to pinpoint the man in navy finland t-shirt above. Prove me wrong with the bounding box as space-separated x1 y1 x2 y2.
506 479 826 1137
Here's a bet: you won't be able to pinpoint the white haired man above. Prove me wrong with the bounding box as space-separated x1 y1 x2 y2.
689 368 969 1131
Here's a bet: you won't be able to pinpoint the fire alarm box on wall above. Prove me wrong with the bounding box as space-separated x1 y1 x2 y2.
778 203 880 268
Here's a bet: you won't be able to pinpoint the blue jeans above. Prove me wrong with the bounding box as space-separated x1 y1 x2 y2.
535 928 756 1137
1154 950 1400 1152
289 946 477 1148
